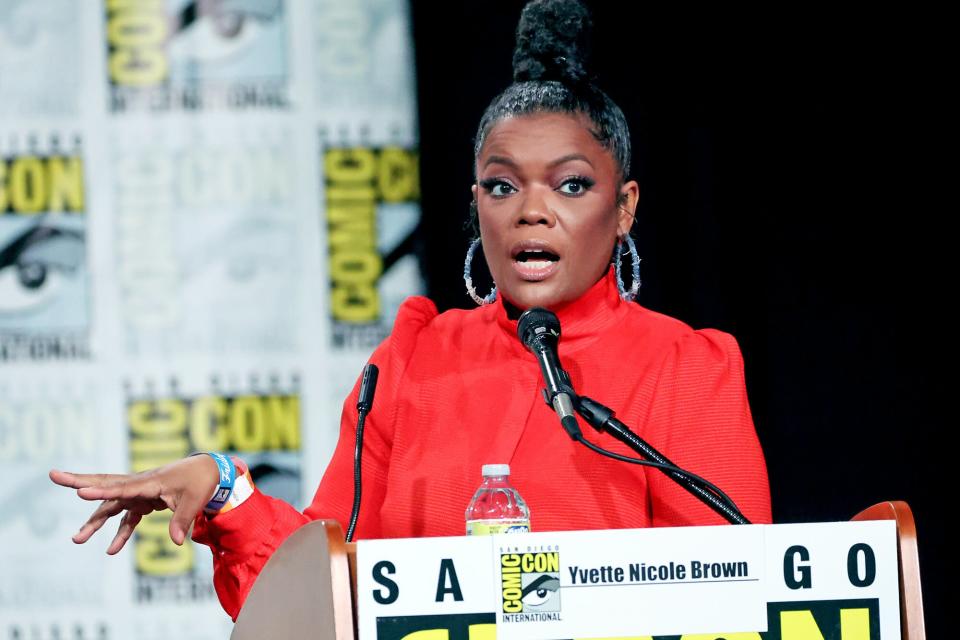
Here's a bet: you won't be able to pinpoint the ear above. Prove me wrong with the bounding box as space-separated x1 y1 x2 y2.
616 180 639 237
471 183 479 202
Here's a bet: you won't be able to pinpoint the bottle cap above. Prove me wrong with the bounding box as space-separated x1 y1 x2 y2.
481 463 510 477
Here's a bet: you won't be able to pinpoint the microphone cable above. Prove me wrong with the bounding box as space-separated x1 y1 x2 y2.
345 364 379 543
572 433 748 524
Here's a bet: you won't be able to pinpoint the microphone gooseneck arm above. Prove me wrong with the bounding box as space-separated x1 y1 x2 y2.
575 395 749 524
517 307 750 525
346 364 379 543
530 340 582 440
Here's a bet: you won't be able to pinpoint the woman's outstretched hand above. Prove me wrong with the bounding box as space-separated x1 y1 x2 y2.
49 454 220 554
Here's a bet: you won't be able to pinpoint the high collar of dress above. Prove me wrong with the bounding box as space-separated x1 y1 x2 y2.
491 267 629 357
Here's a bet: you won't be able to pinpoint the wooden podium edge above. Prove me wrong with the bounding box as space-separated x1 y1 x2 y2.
852 501 926 640
231 520 355 640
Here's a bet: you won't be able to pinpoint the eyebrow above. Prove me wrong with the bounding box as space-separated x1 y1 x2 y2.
483 155 518 170
482 153 595 170
548 153 594 169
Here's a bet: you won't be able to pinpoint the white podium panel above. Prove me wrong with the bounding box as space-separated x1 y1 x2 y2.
357 521 899 640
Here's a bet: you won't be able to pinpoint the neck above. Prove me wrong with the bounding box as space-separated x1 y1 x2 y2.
492 267 631 355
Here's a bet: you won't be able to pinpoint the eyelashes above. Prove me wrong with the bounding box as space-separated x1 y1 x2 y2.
478 175 596 198
558 175 595 195
478 177 515 197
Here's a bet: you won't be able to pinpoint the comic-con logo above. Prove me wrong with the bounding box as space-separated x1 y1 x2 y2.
0 139 90 362
126 375 300 603
323 144 421 351
104 0 290 111
500 552 561 616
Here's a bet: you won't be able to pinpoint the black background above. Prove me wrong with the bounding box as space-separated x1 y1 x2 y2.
411 2 946 636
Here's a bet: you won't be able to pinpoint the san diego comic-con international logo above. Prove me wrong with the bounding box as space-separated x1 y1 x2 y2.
500 549 561 622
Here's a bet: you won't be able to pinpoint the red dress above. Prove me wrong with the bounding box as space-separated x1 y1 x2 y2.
193 269 772 620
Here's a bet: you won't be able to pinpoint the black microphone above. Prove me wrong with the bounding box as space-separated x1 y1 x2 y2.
517 308 582 440
346 363 379 542
357 363 379 413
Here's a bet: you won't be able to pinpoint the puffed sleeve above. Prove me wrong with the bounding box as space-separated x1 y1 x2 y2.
191 296 438 620
643 329 772 527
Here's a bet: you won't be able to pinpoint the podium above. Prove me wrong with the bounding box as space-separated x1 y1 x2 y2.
231 501 925 640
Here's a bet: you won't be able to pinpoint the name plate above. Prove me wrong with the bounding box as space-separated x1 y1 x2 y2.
357 521 899 640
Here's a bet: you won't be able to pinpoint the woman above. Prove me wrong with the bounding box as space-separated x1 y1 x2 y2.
51 0 770 621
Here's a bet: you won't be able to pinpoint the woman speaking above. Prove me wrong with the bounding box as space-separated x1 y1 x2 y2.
51 0 771 621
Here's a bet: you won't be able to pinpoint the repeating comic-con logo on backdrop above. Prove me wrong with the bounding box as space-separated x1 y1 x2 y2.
0 377 109 635
105 0 290 112
125 373 301 604
0 0 81 116
323 143 421 351
313 0 416 117
112 126 301 357
0 134 90 363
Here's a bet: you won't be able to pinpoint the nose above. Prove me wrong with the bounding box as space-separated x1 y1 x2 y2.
516 186 556 227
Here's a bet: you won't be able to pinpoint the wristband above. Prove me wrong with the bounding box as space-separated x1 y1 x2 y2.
214 464 254 516
200 452 236 512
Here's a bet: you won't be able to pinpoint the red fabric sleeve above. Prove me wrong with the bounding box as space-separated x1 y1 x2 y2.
644 329 772 526
191 296 438 621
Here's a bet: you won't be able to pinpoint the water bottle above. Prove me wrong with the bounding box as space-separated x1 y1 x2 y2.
465 463 530 535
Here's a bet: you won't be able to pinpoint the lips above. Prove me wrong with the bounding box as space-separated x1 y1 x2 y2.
510 239 560 281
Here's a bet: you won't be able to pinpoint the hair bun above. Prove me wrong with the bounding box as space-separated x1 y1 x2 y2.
512 0 593 85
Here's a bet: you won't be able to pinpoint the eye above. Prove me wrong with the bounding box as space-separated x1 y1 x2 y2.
520 575 560 608
0 261 66 313
0 225 82 314
557 176 595 196
479 178 517 198
521 587 556 607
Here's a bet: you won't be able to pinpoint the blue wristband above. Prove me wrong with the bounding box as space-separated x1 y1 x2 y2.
202 452 237 512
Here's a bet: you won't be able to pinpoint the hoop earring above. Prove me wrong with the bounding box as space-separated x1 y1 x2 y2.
614 235 641 302
463 238 497 305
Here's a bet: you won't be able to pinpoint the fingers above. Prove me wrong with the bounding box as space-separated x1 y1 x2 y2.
76 476 163 503
55 458 212 548
51 469 165 504
107 511 143 555
169 489 209 546
74 499 124 544
51 469 158 504
49 469 125 490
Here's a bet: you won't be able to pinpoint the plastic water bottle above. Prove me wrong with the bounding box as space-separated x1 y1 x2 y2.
465 463 530 535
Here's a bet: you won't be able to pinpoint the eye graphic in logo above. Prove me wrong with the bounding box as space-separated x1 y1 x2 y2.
0 219 84 316
168 0 284 66
521 573 560 612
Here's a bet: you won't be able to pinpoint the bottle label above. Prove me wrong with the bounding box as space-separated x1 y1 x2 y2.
465 519 530 536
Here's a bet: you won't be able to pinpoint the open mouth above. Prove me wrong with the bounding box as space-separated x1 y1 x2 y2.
511 242 561 281
514 249 560 268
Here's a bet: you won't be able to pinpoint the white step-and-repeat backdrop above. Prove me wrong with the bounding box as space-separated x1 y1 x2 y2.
0 1 422 637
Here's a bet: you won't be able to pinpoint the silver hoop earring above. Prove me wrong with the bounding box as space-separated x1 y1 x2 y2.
614 235 641 302
464 238 497 305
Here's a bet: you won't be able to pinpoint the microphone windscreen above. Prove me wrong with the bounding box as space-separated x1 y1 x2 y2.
517 307 561 351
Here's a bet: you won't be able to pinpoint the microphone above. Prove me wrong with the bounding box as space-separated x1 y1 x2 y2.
357 363 379 413
517 308 582 440
346 363 379 542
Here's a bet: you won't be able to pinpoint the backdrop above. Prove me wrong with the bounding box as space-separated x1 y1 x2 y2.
1 1 421 638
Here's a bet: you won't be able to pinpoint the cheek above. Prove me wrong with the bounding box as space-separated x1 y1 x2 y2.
477 205 512 242
477 216 498 248
568 208 619 247
564 212 618 274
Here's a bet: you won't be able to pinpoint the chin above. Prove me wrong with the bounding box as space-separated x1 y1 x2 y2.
501 282 570 311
